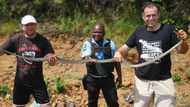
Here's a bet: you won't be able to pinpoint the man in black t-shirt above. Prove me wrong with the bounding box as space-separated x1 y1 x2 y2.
0 15 57 107
114 2 188 107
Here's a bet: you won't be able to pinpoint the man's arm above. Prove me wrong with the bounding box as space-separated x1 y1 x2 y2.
110 40 123 87
45 53 57 66
81 41 92 58
0 36 16 56
115 62 122 87
114 44 131 62
176 40 189 54
176 30 189 54
43 38 57 66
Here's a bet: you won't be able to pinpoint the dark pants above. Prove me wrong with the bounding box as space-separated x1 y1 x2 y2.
86 75 119 107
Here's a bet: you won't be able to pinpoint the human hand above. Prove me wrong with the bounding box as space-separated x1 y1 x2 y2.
45 53 57 66
114 51 124 62
176 30 188 41
116 77 122 88
83 57 97 64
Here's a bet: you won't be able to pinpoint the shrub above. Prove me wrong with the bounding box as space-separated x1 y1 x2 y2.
0 84 9 97
54 77 64 94
172 73 181 82
0 20 19 36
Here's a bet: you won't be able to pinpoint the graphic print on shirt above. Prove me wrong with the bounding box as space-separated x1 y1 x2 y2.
139 39 163 64
18 43 41 65
22 51 36 64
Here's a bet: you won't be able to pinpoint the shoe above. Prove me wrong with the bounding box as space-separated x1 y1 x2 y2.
124 94 134 104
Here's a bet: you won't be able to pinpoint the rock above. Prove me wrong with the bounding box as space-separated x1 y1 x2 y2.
8 66 13 68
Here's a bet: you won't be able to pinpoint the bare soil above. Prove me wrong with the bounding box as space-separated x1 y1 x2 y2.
0 34 190 107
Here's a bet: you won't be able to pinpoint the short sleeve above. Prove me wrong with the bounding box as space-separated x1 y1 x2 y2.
170 25 180 46
125 30 137 48
1 36 16 53
43 38 55 56
110 40 116 56
81 41 92 58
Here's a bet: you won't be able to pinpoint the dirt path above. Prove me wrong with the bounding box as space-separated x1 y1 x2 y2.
0 35 190 107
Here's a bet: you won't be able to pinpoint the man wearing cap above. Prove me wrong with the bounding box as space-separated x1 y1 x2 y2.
0 15 57 107
81 23 122 107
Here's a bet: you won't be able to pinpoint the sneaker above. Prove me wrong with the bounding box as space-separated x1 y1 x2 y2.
124 94 134 104
30 101 40 107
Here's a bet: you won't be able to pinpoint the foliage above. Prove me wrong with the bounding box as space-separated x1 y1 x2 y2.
0 20 19 36
0 0 8 19
54 77 64 94
56 13 97 35
152 0 162 2
81 17 97 35
162 18 175 25
0 0 189 36
106 18 139 46
172 74 182 82
56 15 140 45
0 84 9 97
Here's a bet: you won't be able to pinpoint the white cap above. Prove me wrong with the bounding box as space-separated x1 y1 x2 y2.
21 15 37 25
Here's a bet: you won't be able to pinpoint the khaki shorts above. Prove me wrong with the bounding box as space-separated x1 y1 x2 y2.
134 75 176 107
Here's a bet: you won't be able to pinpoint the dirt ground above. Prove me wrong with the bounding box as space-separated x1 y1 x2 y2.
0 34 190 107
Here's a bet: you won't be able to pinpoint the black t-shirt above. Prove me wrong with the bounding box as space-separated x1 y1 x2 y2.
126 24 179 80
1 32 54 83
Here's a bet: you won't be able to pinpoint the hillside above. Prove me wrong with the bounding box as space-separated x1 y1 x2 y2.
0 34 190 107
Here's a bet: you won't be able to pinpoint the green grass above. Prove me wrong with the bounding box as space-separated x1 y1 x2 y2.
172 73 182 83
106 18 139 46
54 77 64 94
0 20 19 36
56 15 140 45
56 14 98 35
49 72 82 94
0 15 140 46
0 84 9 97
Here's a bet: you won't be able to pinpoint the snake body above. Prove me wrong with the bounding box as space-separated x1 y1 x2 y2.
0 40 182 68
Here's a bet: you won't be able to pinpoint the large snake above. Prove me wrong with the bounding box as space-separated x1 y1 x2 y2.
0 40 182 68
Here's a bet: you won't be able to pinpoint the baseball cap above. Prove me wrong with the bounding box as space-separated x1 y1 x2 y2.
21 15 37 25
